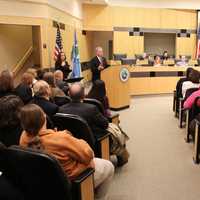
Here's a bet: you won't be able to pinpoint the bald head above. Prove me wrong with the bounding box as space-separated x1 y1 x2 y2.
69 83 84 102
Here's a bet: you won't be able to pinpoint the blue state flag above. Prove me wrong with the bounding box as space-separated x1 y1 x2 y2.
71 30 82 78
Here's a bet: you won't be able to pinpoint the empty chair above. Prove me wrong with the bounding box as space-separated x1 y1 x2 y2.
54 96 71 106
0 144 72 200
0 144 95 200
53 113 95 150
84 98 120 125
0 175 24 200
113 53 127 61
84 98 105 115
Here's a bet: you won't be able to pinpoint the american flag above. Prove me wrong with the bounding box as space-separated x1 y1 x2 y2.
54 24 63 61
196 27 200 59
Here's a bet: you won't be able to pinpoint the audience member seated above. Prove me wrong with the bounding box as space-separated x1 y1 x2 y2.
15 72 33 104
176 55 188 66
31 80 58 119
142 52 148 60
87 80 111 118
26 68 38 85
59 83 109 140
181 69 200 98
184 87 200 139
43 72 66 99
36 69 45 80
54 70 69 95
19 104 114 200
0 70 15 98
55 52 71 80
162 51 169 60
176 68 194 99
0 95 23 146
154 55 162 66
184 87 200 110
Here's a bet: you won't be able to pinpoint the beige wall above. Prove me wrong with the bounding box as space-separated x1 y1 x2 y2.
144 33 176 55
0 18 93 70
0 0 93 70
0 24 33 71
92 31 113 59
83 5 197 30
113 31 144 57
176 34 197 58
0 0 82 19
83 5 197 58
108 0 200 9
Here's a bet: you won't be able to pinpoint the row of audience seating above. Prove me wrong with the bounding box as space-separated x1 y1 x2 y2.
0 142 94 200
0 68 122 200
0 103 115 200
173 81 200 164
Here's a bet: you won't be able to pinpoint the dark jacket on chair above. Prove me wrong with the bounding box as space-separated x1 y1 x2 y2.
0 125 22 147
59 101 109 139
15 84 32 104
30 96 58 118
90 56 109 82
55 80 69 95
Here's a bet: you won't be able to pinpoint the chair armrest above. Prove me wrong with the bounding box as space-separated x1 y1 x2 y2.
73 168 95 184
194 119 200 164
179 97 184 102
195 118 200 126
109 113 119 120
179 98 185 128
108 113 120 125
173 90 177 98
97 133 110 142
97 133 110 160
72 168 95 200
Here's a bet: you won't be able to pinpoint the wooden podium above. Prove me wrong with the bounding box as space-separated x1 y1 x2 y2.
101 65 130 110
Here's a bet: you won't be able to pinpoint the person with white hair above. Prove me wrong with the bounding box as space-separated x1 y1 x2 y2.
90 47 109 82
31 80 58 119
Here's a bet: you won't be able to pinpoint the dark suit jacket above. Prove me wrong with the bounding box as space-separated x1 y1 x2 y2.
0 125 22 147
0 176 24 200
59 101 109 139
30 96 58 118
55 61 71 80
15 84 32 104
0 91 15 98
90 56 109 81
55 80 69 95
176 77 188 99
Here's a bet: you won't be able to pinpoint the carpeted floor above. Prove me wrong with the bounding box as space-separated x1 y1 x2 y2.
108 94 200 200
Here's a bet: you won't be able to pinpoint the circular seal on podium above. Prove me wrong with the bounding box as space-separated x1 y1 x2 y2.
119 67 130 82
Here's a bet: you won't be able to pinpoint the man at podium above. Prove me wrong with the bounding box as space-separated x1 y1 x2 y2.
90 46 109 82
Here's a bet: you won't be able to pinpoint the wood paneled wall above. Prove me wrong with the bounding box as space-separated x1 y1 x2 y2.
176 34 197 58
113 32 144 56
0 8 93 69
83 5 197 30
83 5 197 58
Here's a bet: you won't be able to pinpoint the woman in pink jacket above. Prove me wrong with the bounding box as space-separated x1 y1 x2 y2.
183 89 200 109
